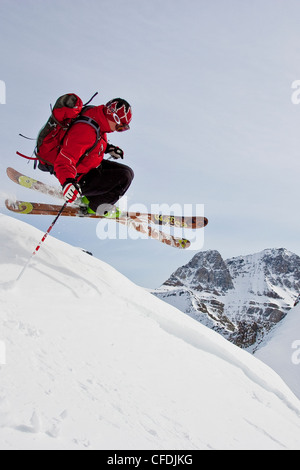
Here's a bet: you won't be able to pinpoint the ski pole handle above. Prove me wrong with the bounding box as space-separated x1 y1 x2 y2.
16 202 67 282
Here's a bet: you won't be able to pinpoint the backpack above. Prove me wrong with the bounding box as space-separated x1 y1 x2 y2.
18 92 101 174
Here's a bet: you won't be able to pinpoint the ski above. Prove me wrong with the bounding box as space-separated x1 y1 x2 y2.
6 167 208 229
5 199 191 249
7 166 62 199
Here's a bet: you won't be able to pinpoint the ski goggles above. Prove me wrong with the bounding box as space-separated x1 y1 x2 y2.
115 123 130 132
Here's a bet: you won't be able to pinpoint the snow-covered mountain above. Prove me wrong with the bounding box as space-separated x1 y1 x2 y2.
1 214 300 450
154 249 300 350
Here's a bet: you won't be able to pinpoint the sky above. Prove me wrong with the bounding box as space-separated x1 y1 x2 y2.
0 0 300 288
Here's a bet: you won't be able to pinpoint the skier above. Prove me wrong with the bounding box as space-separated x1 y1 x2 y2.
7 94 207 252
37 95 134 217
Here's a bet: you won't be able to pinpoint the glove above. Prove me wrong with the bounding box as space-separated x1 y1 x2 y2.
62 179 82 204
105 143 124 159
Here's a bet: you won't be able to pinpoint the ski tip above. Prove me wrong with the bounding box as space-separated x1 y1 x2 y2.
6 167 19 181
4 198 14 211
5 199 34 214
177 238 191 249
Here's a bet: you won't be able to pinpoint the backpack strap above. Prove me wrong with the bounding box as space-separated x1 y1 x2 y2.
75 115 100 138
71 112 102 168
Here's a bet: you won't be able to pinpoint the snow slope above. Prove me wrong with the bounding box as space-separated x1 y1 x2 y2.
255 303 300 401
0 214 300 450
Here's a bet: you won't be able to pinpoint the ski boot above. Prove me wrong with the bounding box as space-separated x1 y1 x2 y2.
78 196 96 215
78 197 121 218
102 206 122 219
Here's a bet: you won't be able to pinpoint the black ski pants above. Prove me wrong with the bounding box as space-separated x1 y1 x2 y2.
79 159 134 212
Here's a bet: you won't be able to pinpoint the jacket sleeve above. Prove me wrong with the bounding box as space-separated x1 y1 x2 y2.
54 122 97 186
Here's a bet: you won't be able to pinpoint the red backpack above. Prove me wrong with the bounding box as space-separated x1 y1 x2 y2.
18 92 101 173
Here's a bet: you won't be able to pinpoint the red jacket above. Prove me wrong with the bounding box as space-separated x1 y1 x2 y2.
54 105 112 186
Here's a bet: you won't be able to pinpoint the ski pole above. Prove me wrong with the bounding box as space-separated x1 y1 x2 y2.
16 202 68 282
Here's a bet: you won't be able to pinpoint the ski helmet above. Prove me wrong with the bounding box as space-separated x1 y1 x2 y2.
104 98 132 131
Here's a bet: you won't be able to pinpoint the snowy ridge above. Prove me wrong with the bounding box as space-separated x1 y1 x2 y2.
227 249 299 301
0 214 300 449
255 303 300 400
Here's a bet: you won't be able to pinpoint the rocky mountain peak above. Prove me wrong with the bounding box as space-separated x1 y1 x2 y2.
163 249 234 293
155 248 300 350
226 248 300 298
